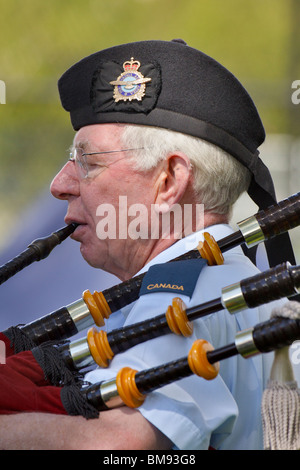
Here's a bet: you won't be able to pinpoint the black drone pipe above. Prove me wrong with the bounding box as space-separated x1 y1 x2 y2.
79 312 300 414
0 223 79 285
60 261 300 371
3 192 300 351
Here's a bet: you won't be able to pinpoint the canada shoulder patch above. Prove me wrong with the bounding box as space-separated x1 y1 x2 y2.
139 259 207 298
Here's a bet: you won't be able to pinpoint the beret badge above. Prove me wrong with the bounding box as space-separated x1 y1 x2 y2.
109 57 152 102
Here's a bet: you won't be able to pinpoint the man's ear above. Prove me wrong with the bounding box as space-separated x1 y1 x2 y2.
155 153 192 212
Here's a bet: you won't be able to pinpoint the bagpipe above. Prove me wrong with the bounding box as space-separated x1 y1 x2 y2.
2 191 300 352
1 192 300 449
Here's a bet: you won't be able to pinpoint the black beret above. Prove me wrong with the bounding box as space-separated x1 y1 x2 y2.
59 39 264 167
58 39 297 267
58 40 274 204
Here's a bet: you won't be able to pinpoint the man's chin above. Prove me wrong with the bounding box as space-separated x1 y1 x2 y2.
79 242 107 270
79 245 96 267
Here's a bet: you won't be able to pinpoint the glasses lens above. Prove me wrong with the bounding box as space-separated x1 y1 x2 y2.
73 148 88 178
70 147 145 179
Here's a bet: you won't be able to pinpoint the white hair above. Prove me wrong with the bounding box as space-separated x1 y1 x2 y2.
121 124 251 216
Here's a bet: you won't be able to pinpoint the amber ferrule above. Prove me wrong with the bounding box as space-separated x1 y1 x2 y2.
165 297 193 336
188 339 220 380
87 327 114 368
197 232 224 266
116 367 145 408
111 339 219 409
85 297 193 369
82 290 112 327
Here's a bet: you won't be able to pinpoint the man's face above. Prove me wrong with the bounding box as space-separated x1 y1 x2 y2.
50 123 161 279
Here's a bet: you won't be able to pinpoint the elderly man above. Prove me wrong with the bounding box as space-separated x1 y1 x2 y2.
0 39 296 450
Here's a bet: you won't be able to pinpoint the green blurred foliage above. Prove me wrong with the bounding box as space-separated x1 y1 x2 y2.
0 0 299 245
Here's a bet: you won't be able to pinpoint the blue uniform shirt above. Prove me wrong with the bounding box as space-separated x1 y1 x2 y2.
85 224 286 450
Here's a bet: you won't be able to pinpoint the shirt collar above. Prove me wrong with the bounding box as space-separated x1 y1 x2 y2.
136 224 236 275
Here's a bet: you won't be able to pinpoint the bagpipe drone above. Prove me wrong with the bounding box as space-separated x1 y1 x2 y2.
2 191 300 351
1 192 300 449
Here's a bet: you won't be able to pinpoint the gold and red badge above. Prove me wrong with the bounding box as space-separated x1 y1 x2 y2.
110 57 151 102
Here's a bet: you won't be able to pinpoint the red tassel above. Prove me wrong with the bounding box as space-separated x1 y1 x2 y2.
5 350 49 386
0 360 67 415
0 350 99 418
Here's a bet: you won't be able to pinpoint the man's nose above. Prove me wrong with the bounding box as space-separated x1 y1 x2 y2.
50 161 80 200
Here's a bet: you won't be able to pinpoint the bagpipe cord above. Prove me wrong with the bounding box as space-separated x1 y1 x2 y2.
261 301 300 450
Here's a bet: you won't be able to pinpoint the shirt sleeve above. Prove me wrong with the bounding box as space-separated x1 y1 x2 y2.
84 259 241 449
84 249 284 450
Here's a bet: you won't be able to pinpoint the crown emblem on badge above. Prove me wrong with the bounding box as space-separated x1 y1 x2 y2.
109 57 151 102
123 58 140 71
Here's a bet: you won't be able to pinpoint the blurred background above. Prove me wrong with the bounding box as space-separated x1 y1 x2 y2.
0 0 299 331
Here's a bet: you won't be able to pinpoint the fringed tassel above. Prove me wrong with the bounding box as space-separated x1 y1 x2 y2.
60 383 99 419
262 380 300 450
32 342 81 386
261 301 300 450
4 326 36 354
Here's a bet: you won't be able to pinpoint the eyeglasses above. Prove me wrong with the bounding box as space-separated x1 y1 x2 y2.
69 147 145 179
